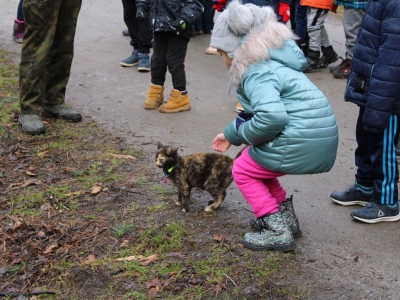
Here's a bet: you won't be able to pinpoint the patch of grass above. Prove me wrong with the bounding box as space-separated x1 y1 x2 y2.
148 202 168 212
110 224 135 238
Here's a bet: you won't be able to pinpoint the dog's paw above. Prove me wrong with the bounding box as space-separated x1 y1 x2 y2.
182 207 187 212
176 201 181 206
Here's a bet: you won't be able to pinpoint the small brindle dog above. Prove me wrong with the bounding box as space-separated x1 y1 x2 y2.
156 142 241 212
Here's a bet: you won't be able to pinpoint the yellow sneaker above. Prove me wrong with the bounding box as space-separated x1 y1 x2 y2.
159 89 191 113
144 84 164 110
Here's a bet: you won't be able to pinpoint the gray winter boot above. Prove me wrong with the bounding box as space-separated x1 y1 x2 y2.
19 114 45 135
41 103 82 122
242 211 295 252
249 195 302 239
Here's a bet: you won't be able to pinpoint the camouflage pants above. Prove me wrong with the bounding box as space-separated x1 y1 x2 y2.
19 0 81 114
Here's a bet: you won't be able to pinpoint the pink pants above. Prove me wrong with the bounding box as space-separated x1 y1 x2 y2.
232 147 286 218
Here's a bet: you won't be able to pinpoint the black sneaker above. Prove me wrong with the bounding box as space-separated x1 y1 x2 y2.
351 202 400 223
330 184 372 206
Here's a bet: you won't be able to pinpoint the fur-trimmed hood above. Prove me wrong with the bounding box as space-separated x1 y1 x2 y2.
210 0 303 86
229 9 301 86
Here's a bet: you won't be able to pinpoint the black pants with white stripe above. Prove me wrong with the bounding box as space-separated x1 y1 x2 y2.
355 106 400 206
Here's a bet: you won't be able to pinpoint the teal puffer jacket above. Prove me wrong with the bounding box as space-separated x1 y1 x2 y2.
224 40 338 174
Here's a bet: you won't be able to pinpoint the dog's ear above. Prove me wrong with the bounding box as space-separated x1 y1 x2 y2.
157 142 163 149
172 147 179 153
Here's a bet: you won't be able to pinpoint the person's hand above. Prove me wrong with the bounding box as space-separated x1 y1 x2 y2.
136 8 148 21
212 133 231 152
170 18 187 30
278 2 290 23
212 0 227 12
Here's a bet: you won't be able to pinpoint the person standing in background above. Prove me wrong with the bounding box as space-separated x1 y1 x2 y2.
19 0 82 135
301 0 339 72
329 0 367 79
120 0 153 72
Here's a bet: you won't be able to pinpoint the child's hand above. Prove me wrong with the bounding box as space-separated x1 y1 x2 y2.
212 133 231 152
170 18 187 30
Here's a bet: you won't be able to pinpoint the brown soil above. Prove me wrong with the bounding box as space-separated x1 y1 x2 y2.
0 112 319 300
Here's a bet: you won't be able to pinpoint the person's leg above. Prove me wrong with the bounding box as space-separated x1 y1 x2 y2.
343 8 364 60
150 33 168 86
351 112 400 223
203 0 215 32
120 0 139 66
234 148 294 251
13 0 25 43
166 34 188 91
17 0 24 21
40 0 82 121
19 0 61 114
232 147 285 218
42 0 81 106
144 32 167 110
159 34 190 113
302 7 322 72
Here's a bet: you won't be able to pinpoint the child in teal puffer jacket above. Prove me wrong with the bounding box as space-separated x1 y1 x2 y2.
210 0 338 252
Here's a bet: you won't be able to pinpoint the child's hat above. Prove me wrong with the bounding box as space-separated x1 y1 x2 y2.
210 0 276 58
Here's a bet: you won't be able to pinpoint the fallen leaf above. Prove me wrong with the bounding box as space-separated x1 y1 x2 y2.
38 151 48 157
90 186 102 195
82 254 96 264
116 254 159 265
21 179 42 188
26 170 37 176
119 240 129 248
213 234 224 242
43 244 58 254
11 216 25 230
110 153 136 160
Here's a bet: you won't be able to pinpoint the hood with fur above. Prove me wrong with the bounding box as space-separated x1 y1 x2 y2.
211 0 301 86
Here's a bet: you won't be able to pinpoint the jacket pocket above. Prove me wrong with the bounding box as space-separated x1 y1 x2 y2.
24 0 54 26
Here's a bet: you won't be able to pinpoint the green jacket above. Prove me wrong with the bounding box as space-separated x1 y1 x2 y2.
224 40 338 174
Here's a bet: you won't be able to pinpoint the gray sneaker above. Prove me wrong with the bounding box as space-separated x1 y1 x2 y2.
351 202 400 224
120 49 139 67
41 103 82 122
330 184 372 206
242 211 295 252
19 114 45 135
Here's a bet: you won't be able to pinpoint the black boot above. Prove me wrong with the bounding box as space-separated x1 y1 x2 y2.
302 49 320 73
296 39 308 57
319 46 338 68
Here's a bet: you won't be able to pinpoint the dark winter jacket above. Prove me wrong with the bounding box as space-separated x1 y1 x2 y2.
136 0 203 41
344 0 400 133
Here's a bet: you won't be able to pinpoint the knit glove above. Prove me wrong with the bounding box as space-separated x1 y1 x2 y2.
212 0 227 12
170 18 187 30
235 112 253 130
136 7 148 21
278 2 290 23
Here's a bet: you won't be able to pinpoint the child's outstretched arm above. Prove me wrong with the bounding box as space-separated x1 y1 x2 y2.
212 133 231 152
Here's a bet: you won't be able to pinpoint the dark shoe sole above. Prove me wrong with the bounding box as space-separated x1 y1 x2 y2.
242 238 295 252
21 127 45 135
331 197 368 206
